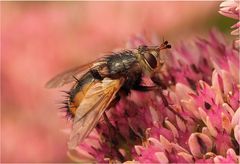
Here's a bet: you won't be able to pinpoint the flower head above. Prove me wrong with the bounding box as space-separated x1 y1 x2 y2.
219 0 240 49
67 30 240 163
219 0 239 19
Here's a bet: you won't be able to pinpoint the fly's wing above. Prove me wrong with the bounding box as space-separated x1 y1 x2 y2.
68 78 124 149
45 56 106 89
45 63 93 88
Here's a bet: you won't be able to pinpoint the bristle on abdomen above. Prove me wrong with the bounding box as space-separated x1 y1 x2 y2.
58 72 97 120
59 90 75 119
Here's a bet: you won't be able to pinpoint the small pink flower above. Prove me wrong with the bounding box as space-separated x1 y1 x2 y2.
231 22 240 48
219 0 239 19
219 0 240 49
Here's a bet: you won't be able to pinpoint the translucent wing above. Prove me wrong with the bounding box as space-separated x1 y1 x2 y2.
45 63 93 88
68 78 124 149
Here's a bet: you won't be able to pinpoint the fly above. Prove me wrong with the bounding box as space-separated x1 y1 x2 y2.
46 41 174 149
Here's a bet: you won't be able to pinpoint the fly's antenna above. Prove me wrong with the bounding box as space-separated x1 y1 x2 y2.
162 36 165 44
159 40 171 50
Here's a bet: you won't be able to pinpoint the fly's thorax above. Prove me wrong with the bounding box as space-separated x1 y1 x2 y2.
93 51 140 79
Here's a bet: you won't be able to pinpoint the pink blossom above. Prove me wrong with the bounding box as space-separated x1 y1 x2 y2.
219 0 239 19
68 31 240 163
219 0 240 49
2 2 237 162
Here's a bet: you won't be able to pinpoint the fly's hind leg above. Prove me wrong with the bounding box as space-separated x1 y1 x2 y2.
107 94 121 110
103 93 121 130
103 111 125 162
101 93 121 129
102 94 126 162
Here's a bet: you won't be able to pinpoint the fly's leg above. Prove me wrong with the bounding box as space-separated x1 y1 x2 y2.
157 87 186 122
103 112 115 132
102 95 126 162
102 94 120 131
133 84 186 122
150 72 168 89
150 75 187 122
103 94 121 134
103 112 125 162
107 94 121 109
132 85 157 92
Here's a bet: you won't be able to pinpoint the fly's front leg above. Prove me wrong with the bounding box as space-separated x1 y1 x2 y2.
157 87 186 122
150 72 167 89
149 75 187 122
132 85 158 92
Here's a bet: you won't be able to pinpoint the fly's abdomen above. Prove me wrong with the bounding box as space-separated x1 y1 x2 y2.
67 72 96 117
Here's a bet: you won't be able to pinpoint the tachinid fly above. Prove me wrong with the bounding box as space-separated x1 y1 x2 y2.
46 41 171 149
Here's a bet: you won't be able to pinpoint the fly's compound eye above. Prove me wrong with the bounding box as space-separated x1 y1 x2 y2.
143 53 157 69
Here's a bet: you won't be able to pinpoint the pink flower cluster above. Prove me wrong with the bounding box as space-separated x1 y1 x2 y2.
219 0 240 49
67 30 239 163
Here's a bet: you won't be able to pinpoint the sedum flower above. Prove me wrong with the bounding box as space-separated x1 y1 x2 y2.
219 0 239 19
219 0 240 49
67 30 239 163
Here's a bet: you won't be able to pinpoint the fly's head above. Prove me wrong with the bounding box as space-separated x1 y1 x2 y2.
136 41 171 75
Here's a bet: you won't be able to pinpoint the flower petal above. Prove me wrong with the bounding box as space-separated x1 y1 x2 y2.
159 135 172 153
234 125 240 144
148 137 162 147
188 133 213 158
164 120 179 139
172 143 189 153
135 146 145 156
149 106 160 124
211 70 224 104
198 107 208 125
226 148 238 162
181 99 200 118
231 28 239 35
222 103 235 117
155 152 169 163
202 127 213 139
231 107 240 127
221 70 233 95
176 115 186 132
175 83 194 102
221 112 232 134
177 152 194 163
206 116 218 137
220 0 236 7
214 155 225 163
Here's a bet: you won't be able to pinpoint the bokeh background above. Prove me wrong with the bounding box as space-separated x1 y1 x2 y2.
1 1 235 162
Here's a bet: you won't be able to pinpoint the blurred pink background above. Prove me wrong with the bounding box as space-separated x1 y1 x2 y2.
2 1 221 162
